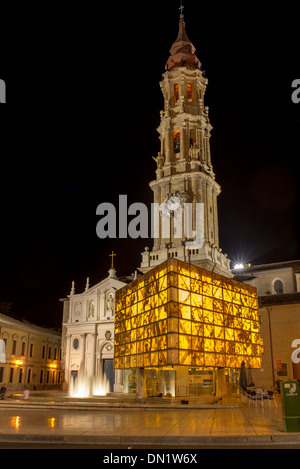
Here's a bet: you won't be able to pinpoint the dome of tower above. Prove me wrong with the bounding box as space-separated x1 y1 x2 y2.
165 13 202 71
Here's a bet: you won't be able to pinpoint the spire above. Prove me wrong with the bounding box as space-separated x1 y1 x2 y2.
70 281 75 295
165 4 202 72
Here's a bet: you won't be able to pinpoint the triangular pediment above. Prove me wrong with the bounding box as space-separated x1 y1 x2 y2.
87 276 126 295
69 275 126 299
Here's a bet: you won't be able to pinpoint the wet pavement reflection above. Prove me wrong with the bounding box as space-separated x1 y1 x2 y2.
1 404 283 438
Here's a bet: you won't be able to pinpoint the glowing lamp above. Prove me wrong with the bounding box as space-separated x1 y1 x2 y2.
233 263 244 270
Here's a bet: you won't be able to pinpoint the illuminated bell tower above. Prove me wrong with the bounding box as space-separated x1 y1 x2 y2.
140 8 232 278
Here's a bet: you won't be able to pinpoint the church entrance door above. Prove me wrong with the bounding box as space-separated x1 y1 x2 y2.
71 371 78 387
103 359 115 393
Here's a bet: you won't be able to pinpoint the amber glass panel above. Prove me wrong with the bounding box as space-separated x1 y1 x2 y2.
192 322 204 336
191 352 204 366
204 338 214 352
191 293 202 308
179 304 191 320
191 307 202 322
179 350 191 365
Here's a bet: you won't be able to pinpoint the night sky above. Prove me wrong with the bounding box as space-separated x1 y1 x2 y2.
0 1 299 329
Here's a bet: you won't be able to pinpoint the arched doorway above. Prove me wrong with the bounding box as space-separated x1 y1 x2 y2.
103 359 115 392
100 340 115 393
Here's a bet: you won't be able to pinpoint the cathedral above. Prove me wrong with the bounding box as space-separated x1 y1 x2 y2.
61 6 300 399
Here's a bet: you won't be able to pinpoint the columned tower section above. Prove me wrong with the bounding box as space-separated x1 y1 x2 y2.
141 11 232 278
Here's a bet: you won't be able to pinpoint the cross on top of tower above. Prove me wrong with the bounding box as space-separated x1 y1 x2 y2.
109 251 116 269
179 0 184 14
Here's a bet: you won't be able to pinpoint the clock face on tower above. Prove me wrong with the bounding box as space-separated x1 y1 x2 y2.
160 191 188 218
166 196 181 212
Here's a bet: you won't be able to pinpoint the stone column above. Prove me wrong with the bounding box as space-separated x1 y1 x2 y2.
64 334 71 390
114 370 124 393
90 333 96 378
99 293 105 320
206 181 213 244
296 273 300 292
216 368 228 398
204 181 209 243
153 186 160 251
199 128 205 162
79 333 86 369
191 176 199 239
176 366 189 397
212 186 219 247
180 124 187 160
165 129 171 164
206 132 212 167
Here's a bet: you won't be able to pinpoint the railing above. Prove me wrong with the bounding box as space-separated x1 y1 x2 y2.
176 383 215 397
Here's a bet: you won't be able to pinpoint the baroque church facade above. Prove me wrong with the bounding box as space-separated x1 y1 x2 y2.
61 266 127 395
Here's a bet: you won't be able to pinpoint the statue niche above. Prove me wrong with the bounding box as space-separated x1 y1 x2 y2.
106 292 115 316
88 300 95 318
152 152 165 169
173 130 180 154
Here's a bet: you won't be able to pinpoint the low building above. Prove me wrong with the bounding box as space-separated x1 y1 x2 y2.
236 260 300 388
0 313 62 392
244 260 300 297
258 292 300 386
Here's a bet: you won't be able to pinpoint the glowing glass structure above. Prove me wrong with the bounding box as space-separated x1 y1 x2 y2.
114 259 263 370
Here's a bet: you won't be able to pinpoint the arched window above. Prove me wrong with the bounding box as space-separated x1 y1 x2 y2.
174 84 179 103
173 130 180 153
274 279 284 295
187 82 193 102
